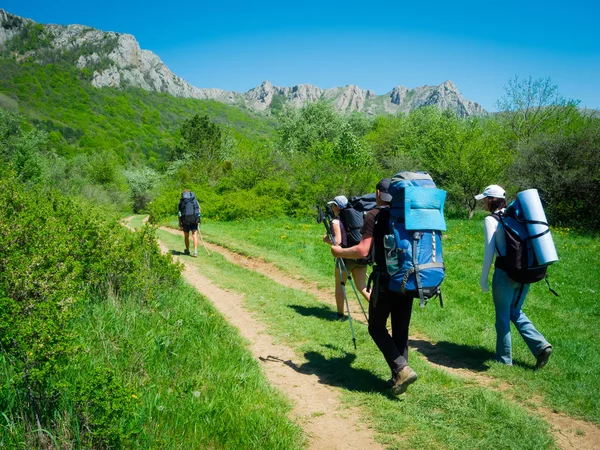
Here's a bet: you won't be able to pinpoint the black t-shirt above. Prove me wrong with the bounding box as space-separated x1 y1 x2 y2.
360 207 390 269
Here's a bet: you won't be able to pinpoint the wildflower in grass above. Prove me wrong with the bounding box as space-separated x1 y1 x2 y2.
177 319 183 326
193 391 201 398
132 394 138 399
280 235 286 239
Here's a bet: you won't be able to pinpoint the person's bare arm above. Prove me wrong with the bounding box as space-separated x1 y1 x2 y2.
331 236 372 259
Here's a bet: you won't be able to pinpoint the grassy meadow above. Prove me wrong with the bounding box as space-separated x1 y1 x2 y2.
153 214 600 448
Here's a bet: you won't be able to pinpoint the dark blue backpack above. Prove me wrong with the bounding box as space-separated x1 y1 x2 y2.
385 172 447 307
179 191 201 225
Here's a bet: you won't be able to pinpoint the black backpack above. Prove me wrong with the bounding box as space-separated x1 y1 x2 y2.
179 191 200 226
491 208 547 284
338 193 377 264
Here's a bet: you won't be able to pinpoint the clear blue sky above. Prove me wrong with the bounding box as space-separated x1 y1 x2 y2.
2 0 599 111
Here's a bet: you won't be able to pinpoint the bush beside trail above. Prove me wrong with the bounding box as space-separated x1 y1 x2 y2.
0 176 180 447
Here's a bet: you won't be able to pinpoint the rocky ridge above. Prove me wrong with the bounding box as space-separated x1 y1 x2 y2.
0 9 485 117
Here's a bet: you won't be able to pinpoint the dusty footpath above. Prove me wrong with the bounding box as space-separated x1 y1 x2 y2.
126 217 600 449
153 224 383 450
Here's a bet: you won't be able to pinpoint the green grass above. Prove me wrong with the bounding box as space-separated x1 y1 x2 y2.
154 220 558 449
69 285 304 449
0 280 304 449
165 215 600 427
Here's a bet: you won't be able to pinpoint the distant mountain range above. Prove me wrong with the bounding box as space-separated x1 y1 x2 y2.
0 9 486 117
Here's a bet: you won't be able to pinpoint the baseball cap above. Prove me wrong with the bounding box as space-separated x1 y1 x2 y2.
327 195 349 209
474 185 505 200
376 178 392 202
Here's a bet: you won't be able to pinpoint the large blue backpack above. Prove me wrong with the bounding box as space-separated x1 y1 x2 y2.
385 172 447 307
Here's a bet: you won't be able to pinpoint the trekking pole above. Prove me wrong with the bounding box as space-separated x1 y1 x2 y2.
198 220 211 256
318 205 357 349
318 207 369 322
342 266 369 322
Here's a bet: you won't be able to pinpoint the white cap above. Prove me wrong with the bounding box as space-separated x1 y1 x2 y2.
327 195 349 209
475 185 505 200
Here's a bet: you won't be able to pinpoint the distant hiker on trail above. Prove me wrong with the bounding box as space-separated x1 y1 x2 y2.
476 185 552 368
322 195 370 320
331 179 418 395
178 190 201 257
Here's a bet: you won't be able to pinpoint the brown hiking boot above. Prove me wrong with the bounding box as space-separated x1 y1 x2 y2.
536 346 552 369
392 366 418 395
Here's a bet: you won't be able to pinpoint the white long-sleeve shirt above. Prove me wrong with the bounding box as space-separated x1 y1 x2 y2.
480 209 507 292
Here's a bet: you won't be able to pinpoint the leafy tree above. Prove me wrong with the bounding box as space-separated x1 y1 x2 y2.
171 113 228 180
495 76 580 146
509 118 600 230
278 100 344 155
362 114 420 172
424 116 512 217
0 108 49 183
124 166 161 213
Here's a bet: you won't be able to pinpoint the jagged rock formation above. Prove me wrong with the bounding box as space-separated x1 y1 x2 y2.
0 9 486 117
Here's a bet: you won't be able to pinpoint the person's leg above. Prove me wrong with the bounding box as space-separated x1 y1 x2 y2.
510 285 551 357
491 269 514 365
184 231 190 252
334 261 345 315
191 229 199 255
368 278 404 373
351 265 370 302
390 293 414 365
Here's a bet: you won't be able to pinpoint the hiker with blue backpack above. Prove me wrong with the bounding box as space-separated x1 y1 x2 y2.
322 195 370 320
333 172 447 394
332 179 412 394
476 185 553 369
178 190 201 257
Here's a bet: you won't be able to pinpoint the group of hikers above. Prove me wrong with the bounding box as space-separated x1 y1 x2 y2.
323 177 553 396
177 174 554 397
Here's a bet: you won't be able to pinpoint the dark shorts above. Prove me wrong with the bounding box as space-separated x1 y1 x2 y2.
182 223 198 233
343 259 367 271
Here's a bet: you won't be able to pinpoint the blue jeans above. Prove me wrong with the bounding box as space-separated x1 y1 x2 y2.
492 268 550 365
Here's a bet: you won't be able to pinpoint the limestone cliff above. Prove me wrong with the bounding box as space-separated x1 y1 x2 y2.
0 9 485 117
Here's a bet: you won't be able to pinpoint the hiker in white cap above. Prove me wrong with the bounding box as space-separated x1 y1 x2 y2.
322 195 370 320
476 185 552 369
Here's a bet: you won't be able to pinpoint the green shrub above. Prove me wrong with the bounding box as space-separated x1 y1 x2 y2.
75 368 138 448
0 175 180 447
509 126 600 231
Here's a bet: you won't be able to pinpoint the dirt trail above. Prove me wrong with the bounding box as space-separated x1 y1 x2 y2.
155 223 600 450
123 219 382 449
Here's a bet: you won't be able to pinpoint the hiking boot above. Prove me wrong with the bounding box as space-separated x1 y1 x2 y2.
193 251 198 258
392 366 418 395
536 346 552 369
183 248 190 255
329 312 347 321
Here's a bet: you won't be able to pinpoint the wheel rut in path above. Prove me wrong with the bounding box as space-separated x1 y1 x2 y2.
158 224 600 450
151 225 383 450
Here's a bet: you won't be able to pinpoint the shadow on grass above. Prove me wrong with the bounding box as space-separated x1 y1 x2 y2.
289 304 338 321
410 339 495 372
261 344 398 399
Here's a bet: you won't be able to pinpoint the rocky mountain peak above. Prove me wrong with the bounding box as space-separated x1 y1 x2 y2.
0 9 486 117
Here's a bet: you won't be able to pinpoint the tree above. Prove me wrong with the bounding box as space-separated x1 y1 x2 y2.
277 100 344 155
495 76 580 146
124 166 161 213
172 114 225 178
424 116 513 217
509 118 600 230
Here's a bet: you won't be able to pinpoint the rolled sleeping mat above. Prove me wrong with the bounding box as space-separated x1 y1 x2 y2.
516 189 559 265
